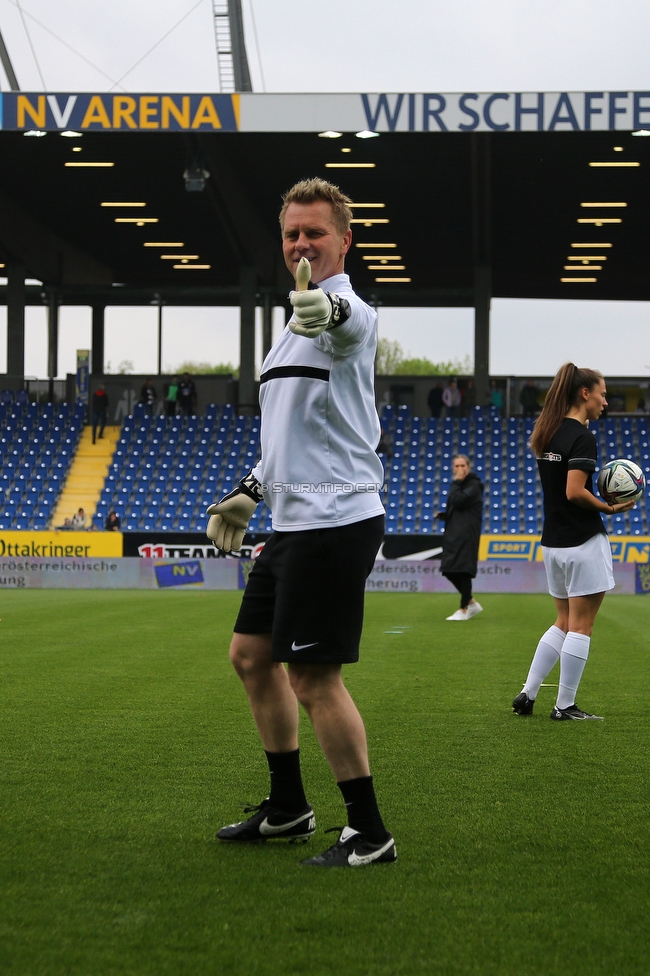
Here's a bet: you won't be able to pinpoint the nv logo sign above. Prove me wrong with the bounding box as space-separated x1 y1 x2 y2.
154 560 204 589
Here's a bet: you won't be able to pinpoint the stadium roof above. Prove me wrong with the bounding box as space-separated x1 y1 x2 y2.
1 90 649 308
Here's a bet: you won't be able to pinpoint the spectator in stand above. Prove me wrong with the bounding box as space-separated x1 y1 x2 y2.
427 382 444 418
164 376 180 417
635 396 646 414
520 379 540 418
105 510 121 532
140 379 158 416
443 378 461 418
489 379 503 416
71 508 86 529
56 517 73 530
177 372 197 416
461 378 477 417
91 385 109 443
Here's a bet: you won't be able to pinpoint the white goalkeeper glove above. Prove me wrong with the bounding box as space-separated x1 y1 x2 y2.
288 256 350 337
206 471 263 553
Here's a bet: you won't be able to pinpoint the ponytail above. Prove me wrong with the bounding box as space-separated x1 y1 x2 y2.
530 363 603 457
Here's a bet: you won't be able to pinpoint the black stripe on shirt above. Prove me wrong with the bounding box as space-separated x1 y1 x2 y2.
260 365 330 384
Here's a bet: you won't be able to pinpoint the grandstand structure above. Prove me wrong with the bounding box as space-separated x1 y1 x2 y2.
1 390 647 537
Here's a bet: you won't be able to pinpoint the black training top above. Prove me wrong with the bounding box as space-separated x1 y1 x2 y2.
537 417 606 548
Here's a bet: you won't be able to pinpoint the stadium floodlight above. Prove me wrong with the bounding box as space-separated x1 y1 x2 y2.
325 162 375 168
571 242 613 247
60 131 82 138
589 161 640 167
564 265 602 271
561 277 597 282
24 130 46 137
356 130 380 139
318 131 343 138
632 129 650 136
580 202 627 208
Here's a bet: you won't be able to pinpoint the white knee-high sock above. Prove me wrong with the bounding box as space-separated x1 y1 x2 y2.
556 632 590 710
523 625 566 700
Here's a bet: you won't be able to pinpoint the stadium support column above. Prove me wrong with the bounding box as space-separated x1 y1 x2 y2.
472 133 492 408
474 265 491 408
262 292 273 361
239 265 257 415
6 261 25 384
91 305 105 376
47 290 59 402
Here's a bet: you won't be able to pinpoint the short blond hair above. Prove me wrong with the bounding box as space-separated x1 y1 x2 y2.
279 178 353 235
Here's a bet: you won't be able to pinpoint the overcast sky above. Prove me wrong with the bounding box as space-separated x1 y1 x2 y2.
1 0 649 379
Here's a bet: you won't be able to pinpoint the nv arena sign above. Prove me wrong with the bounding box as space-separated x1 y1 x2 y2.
1 91 649 134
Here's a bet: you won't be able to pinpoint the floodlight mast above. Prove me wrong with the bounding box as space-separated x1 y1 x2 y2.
212 0 252 93
0 26 20 90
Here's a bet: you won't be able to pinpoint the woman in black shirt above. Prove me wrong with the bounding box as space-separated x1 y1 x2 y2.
512 363 634 721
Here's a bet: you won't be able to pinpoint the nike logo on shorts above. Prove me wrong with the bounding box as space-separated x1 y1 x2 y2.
291 640 319 651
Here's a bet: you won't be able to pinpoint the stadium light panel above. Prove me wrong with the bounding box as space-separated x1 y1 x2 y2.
355 243 397 248
369 265 406 270
561 277 597 282
115 218 158 224
566 256 607 261
101 202 147 207
564 265 602 271
580 202 627 208
325 162 375 168
160 255 199 260
588 161 640 167
348 203 386 208
577 218 622 225
362 255 402 260
375 277 411 282
64 161 114 167
571 243 612 247
173 264 211 270
144 242 184 247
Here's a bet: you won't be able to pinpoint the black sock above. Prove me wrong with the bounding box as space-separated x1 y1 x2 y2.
265 749 308 814
337 775 388 844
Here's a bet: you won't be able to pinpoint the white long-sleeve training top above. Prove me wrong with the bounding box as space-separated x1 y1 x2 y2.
252 272 385 531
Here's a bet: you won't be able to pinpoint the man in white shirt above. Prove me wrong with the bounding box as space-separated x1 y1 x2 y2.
208 179 395 868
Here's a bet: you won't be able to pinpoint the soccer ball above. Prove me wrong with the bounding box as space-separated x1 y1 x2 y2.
597 458 646 504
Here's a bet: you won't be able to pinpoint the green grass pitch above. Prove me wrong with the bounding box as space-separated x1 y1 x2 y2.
1 589 648 976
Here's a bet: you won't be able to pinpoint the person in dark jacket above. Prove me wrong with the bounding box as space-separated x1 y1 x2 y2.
104 510 121 532
427 382 444 418
520 379 540 417
92 385 108 443
436 454 484 620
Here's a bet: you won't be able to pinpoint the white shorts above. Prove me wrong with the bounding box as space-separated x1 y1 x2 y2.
542 533 615 599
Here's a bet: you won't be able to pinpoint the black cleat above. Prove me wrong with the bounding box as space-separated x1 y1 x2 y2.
301 826 397 867
217 799 315 843
550 704 604 721
512 691 535 715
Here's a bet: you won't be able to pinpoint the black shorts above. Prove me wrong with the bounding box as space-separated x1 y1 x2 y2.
233 515 384 664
